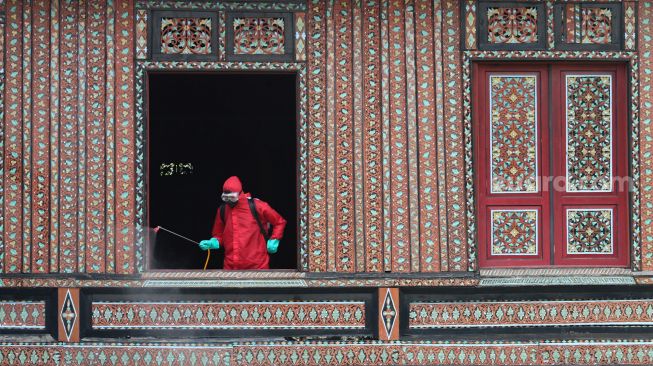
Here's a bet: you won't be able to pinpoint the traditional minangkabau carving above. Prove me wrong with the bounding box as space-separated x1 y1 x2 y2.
10 340 653 365
159 162 194 176
233 17 285 55
559 4 621 48
294 12 306 61
566 209 613 254
486 7 538 44
60 290 77 341
136 9 148 59
91 301 366 330
565 75 612 192
491 209 538 256
490 75 538 193
465 0 477 49
409 298 653 328
624 2 636 50
160 17 212 54
378 288 399 341
381 289 397 339
0 301 46 330
580 7 612 44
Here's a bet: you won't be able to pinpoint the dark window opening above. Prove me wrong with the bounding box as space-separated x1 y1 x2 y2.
148 73 298 270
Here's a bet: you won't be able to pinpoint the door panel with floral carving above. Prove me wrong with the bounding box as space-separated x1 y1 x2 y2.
475 63 629 268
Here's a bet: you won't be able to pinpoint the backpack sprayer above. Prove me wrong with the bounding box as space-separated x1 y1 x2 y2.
153 226 212 270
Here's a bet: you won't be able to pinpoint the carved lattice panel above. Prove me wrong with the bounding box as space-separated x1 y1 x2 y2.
477 2 546 50
233 17 285 55
554 3 622 51
152 11 218 61
487 7 538 44
160 17 212 55
226 12 294 62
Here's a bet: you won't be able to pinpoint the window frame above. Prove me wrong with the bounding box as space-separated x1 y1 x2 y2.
137 62 309 274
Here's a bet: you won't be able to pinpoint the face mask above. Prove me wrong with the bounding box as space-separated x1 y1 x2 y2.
221 192 239 205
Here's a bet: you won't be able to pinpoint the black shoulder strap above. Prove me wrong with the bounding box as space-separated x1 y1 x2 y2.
248 198 269 241
219 204 226 224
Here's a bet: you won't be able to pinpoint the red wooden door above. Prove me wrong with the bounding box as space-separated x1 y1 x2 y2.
475 63 629 268
551 64 629 266
475 64 551 267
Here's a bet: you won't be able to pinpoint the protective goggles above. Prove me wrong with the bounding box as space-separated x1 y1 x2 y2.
221 192 239 203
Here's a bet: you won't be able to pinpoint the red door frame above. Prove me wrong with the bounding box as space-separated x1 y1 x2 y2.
475 62 630 268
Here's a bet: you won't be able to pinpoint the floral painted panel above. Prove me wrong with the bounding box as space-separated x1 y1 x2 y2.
0 301 46 330
91 301 366 330
487 7 538 44
409 298 653 329
566 75 612 192
160 18 212 55
233 17 285 55
490 75 538 193
566 209 613 254
491 209 538 256
581 7 612 44
559 4 621 49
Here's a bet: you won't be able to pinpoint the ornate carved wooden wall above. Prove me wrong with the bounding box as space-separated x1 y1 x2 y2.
3 1 653 365
305 0 468 273
1 0 473 276
2 0 136 275
2 0 653 277
638 1 653 271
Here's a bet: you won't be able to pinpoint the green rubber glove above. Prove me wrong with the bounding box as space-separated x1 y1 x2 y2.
199 237 219 250
267 239 280 254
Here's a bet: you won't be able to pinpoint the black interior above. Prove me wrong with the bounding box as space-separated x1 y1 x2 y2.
148 72 297 270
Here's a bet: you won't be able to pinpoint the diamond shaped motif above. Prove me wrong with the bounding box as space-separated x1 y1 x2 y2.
60 290 77 341
382 289 397 340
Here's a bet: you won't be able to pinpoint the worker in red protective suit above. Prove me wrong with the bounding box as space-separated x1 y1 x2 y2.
198 176 286 270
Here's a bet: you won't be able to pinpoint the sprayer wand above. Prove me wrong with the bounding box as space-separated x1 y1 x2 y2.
154 226 199 245
153 226 212 270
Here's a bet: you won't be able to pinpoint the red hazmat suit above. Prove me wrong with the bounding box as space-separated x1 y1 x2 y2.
211 177 286 270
